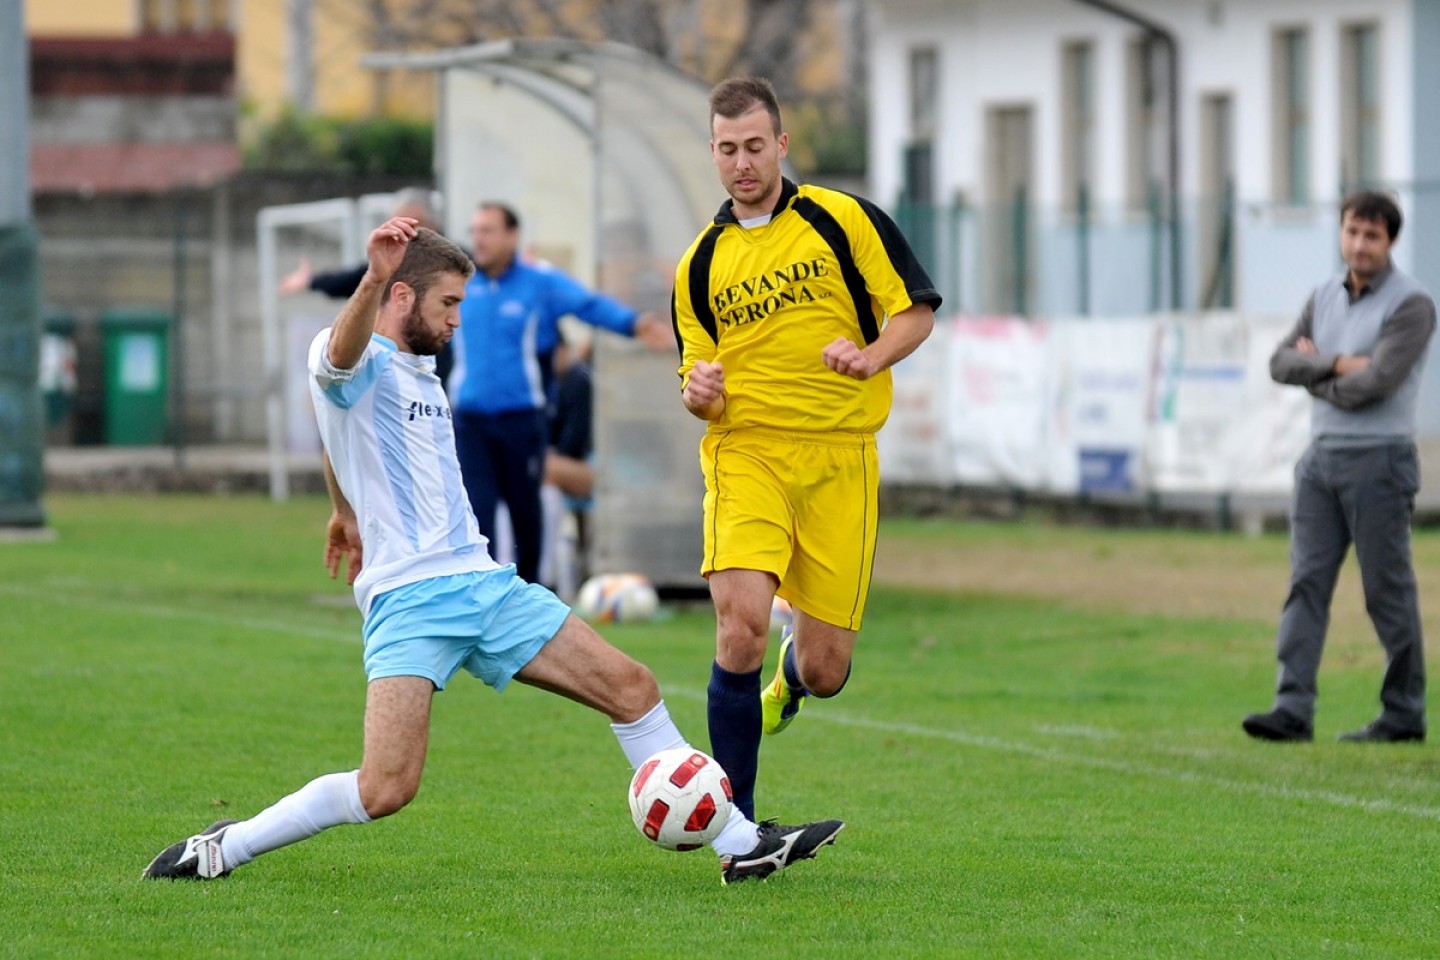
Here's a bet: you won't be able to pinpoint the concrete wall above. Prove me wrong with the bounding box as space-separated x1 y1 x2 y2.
31 95 236 144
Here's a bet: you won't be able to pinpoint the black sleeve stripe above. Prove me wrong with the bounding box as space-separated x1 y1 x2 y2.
792 196 882 345
850 193 945 312
669 286 685 362
685 224 726 345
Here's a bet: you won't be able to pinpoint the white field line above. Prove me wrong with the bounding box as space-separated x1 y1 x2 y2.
13 582 1440 821
0 581 357 645
660 688 1440 822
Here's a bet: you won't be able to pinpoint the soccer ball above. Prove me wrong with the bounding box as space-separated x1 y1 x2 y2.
770 595 794 634
628 748 734 851
575 573 659 624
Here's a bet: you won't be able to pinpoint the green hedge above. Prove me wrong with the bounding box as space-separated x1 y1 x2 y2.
245 110 434 176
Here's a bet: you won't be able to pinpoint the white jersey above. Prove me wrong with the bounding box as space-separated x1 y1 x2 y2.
308 328 498 616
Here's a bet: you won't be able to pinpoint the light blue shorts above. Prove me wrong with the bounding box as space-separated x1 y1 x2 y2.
361 568 571 691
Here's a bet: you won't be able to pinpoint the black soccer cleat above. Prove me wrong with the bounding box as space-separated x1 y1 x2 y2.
141 820 238 880
719 818 845 884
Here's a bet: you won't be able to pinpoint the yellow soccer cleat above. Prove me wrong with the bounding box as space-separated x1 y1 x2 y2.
761 626 809 735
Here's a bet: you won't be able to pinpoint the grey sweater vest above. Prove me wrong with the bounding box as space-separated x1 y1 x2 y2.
1310 267 1429 440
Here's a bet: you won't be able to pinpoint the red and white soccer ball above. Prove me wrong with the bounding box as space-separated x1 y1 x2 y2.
628 748 734 851
576 573 659 624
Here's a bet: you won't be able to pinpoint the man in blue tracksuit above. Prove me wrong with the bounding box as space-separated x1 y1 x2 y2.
449 201 668 583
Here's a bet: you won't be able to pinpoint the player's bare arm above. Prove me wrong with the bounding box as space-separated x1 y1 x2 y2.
322 453 363 584
278 256 313 295
327 216 419 369
822 303 936 381
633 311 677 351
682 360 727 420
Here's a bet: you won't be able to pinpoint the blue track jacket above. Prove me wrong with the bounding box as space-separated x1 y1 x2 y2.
449 258 636 415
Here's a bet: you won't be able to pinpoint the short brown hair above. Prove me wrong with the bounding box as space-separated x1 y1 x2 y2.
1341 190 1403 241
476 201 520 231
709 77 782 136
383 227 474 304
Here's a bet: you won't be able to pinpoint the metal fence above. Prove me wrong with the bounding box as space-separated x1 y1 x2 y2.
896 180 1440 325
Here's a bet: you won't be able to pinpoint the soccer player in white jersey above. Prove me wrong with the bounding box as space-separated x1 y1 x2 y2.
141 218 787 882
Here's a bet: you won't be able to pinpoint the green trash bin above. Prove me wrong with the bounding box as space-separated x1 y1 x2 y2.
101 308 171 445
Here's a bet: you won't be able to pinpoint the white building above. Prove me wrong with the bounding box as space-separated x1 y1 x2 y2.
864 0 1440 500
866 0 1440 323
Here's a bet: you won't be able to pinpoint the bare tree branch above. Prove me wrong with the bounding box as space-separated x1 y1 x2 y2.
314 0 849 125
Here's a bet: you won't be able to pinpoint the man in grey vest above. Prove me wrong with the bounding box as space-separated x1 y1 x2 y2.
1243 190 1436 744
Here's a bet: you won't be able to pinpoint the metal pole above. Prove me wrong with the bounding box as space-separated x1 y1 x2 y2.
1013 184 1027 315
257 208 288 501
1149 182 1161 313
0 0 31 224
172 194 187 469
210 179 234 439
0 0 46 528
949 192 964 312
591 55 605 289
1078 182 1091 315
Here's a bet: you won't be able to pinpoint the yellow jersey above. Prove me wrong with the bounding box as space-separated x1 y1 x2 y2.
672 179 941 434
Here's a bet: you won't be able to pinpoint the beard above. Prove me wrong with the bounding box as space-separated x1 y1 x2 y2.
727 171 776 207
400 300 446 356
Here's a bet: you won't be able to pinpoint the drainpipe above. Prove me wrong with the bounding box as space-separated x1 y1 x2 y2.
1075 0 1182 310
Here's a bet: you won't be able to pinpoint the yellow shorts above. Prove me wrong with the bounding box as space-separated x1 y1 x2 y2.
699 427 879 631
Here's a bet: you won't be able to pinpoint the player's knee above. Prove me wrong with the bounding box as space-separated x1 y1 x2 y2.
359 771 420 819
803 659 852 699
716 618 769 672
614 659 662 722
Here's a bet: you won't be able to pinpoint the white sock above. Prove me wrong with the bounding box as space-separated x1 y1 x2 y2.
709 806 761 858
610 700 689 769
610 700 758 857
220 770 371 869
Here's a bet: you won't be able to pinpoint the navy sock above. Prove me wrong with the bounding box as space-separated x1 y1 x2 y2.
708 661 762 822
781 644 806 692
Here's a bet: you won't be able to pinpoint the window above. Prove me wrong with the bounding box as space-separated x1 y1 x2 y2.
210 0 234 29
986 105 1034 314
1061 40 1096 214
1273 27 1311 204
1341 23 1381 187
140 0 172 31
140 0 233 31
900 47 940 273
909 46 939 143
1125 37 1159 214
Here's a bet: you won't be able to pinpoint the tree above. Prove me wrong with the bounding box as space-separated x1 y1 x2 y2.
307 0 868 175
332 0 850 106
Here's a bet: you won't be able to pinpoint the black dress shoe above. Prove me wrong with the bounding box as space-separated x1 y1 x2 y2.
1338 720 1426 743
1242 709 1313 742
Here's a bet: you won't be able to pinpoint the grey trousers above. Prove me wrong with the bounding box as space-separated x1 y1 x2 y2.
1273 441 1426 729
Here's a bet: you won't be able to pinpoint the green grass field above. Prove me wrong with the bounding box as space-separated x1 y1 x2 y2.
5 494 1440 959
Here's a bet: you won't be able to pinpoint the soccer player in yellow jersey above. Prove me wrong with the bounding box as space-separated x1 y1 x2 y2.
672 77 942 881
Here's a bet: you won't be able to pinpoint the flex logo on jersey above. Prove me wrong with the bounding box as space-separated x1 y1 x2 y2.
712 257 832 329
407 400 452 422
